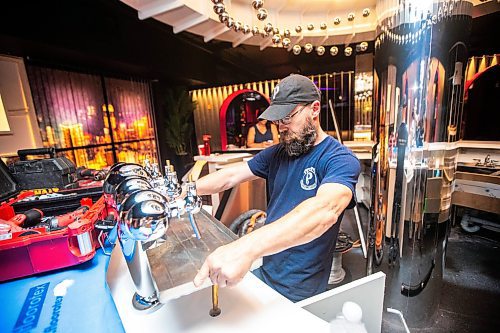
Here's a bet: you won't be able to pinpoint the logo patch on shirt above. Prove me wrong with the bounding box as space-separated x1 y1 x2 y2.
300 167 317 190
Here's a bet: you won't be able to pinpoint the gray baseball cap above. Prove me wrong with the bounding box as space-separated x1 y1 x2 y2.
259 74 321 121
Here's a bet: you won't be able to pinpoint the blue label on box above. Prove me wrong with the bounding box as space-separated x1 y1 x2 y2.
13 282 50 332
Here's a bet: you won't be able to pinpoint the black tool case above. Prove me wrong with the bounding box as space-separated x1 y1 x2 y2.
1 153 102 216
0 157 19 202
8 148 78 190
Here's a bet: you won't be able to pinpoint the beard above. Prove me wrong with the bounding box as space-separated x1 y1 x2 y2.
279 117 317 156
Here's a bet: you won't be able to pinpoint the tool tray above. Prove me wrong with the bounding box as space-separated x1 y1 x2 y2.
0 158 108 282
8 148 78 190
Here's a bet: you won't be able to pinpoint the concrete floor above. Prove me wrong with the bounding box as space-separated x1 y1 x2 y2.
333 206 500 333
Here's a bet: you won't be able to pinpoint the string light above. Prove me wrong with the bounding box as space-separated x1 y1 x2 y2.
209 0 372 56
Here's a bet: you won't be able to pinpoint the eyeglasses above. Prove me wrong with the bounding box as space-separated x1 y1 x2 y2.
273 103 309 125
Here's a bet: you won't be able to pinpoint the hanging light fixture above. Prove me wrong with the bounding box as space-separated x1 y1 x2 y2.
356 42 368 52
257 8 267 20
219 11 229 23
226 17 235 28
213 3 225 14
251 0 264 10
292 45 302 55
233 21 243 32
264 22 273 33
208 1 375 56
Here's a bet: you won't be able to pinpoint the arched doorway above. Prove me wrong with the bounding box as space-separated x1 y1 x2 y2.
462 64 499 141
219 89 270 151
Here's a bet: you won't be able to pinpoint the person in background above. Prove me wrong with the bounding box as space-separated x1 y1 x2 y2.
193 74 360 302
246 117 279 148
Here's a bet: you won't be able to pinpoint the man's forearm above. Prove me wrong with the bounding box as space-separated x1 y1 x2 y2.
195 169 233 195
240 184 352 260
195 162 256 196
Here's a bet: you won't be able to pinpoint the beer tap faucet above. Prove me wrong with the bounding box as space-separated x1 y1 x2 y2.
118 198 169 312
143 156 153 177
150 163 167 192
164 163 184 217
184 174 202 239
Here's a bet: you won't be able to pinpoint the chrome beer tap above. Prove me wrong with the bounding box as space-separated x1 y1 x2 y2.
142 156 154 177
103 163 151 207
114 177 152 210
102 164 152 250
118 198 169 312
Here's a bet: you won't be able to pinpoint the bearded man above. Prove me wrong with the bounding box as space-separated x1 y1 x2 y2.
193 74 360 302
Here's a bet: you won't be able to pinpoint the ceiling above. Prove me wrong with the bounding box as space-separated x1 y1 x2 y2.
0 0 498 88
121 0 378 48
121 0 495 50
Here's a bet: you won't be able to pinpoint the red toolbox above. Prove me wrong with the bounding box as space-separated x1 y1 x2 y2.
0 158 110 282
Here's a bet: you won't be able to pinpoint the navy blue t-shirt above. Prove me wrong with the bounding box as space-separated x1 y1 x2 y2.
247 136 360 302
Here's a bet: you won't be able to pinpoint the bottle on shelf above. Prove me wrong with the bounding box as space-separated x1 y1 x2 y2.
202 134 212 156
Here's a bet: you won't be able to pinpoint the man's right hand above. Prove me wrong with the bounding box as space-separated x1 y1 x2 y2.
193 237 256 288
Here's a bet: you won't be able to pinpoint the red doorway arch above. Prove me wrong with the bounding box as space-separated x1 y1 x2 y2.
219 89 270 151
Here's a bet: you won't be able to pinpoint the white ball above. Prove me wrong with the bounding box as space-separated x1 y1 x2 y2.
342 301 363 323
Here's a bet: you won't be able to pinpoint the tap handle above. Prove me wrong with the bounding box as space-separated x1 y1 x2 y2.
165 165 181 199
184 175 202 215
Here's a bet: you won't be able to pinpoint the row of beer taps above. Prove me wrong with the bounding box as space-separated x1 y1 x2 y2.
101 158 202 311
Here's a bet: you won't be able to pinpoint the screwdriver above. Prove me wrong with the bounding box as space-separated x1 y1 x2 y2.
209 284 221 317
